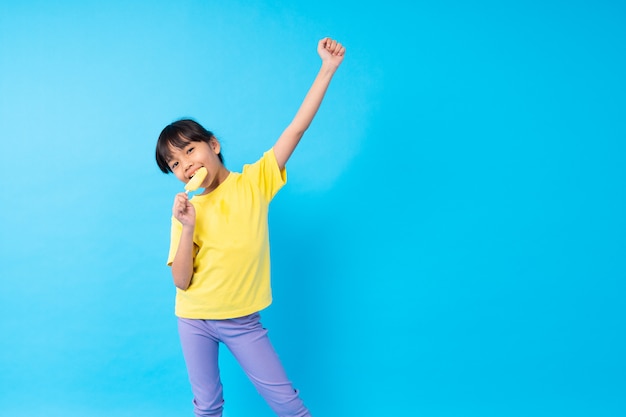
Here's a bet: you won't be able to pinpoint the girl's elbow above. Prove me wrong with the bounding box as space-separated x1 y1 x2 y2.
174 280 190 291
173 273 192 291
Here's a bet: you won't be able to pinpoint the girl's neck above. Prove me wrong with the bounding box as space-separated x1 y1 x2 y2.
200 167 230 195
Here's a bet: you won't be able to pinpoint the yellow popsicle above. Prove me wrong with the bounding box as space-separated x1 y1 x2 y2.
184 167 208 192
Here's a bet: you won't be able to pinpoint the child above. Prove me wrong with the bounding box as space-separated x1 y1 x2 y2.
155 37 345 417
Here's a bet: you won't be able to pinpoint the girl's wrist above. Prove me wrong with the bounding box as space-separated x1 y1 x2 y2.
319 61 339 79
181 224 195 234
321 60 339 71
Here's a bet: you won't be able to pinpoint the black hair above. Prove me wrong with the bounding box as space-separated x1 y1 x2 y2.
155 118 224 173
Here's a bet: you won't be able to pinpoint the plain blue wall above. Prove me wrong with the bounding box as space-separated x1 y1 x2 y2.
1 1 625 416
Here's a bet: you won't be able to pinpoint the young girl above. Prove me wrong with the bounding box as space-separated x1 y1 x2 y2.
155 38 345 417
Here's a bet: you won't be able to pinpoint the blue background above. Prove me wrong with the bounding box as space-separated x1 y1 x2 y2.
1 1 625 416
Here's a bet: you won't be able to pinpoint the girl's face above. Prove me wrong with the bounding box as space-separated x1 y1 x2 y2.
167 138 228 193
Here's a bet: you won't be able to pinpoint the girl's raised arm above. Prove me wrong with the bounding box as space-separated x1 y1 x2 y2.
273 37 345 170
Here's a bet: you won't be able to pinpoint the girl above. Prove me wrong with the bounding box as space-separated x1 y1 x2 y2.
155 38 345 417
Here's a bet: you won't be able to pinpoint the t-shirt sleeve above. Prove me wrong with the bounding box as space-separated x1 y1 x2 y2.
242 148 287 201
166 217 182 266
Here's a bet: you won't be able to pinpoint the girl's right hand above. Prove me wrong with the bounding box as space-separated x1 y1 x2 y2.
318 37 345 68
172 192 196 226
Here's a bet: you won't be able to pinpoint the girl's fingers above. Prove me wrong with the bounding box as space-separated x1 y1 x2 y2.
173 193 190 214
331 43 344 55
323 39 345 56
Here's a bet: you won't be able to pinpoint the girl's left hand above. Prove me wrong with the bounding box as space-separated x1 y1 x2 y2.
318 37 345 68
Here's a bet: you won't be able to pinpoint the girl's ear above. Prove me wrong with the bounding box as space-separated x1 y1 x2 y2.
210 137 221 154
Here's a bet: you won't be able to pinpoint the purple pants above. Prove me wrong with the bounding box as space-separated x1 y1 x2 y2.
178 313 311 417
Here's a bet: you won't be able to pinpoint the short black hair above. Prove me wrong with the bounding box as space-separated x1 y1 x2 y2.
155 118 224 173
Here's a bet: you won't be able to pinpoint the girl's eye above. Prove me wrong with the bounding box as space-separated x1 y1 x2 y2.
171 161 179 169
187 147 194 154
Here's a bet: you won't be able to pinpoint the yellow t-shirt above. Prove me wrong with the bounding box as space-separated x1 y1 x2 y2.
167 149 287 319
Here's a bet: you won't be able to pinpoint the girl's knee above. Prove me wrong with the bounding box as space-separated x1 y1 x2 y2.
264 388 311 417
